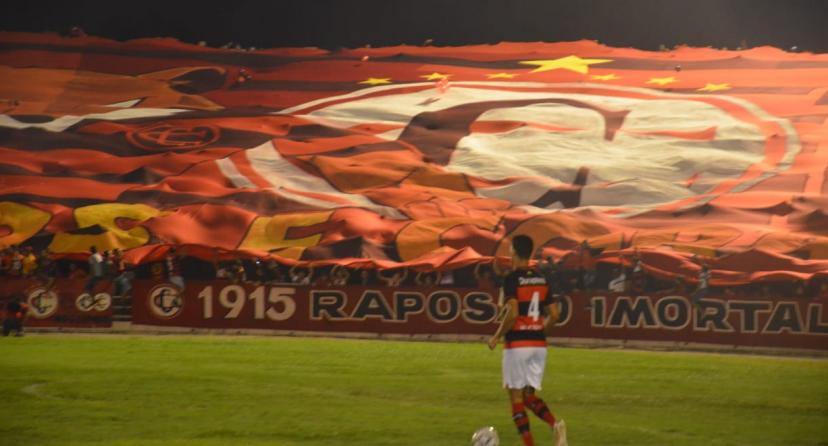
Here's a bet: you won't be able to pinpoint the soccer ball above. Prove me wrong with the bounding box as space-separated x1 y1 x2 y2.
471 426 499 446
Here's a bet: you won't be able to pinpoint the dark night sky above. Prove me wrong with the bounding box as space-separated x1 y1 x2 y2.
2 0 827 52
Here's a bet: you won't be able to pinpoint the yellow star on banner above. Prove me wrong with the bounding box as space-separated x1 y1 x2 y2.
697 83 731 92
358 77 392 85
420 72 451 80
487 72 518 79
591 73 621 81
519 55 612 74
646 76 678 86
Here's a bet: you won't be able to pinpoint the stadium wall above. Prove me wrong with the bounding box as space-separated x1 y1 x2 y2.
2 279 827 352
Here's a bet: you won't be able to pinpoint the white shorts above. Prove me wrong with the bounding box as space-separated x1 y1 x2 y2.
502 347 547 390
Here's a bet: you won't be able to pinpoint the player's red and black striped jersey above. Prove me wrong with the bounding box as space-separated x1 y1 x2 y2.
502 267 552 349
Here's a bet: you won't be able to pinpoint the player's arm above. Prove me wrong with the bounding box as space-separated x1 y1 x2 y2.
543 280 560 333
488 298 518 350
543 302 560 335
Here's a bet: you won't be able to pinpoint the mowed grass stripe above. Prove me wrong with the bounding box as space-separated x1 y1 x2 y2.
0 335 826 446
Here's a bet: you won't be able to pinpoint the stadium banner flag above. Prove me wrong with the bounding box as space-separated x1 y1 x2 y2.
1 32 828 287
0 279 113 328
128 280 828 350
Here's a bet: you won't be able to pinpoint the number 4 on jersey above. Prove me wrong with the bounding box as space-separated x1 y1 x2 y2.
528 291 540 321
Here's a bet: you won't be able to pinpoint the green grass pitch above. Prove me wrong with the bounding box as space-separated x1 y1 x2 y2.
1 334 826 445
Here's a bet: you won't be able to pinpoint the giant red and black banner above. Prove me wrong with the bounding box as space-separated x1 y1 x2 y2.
1 32 828 286
130 280 828 351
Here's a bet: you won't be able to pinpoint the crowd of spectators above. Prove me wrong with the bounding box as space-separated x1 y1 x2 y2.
1 244 827 300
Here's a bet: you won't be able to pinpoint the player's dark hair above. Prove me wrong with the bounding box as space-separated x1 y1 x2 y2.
511 235 534 260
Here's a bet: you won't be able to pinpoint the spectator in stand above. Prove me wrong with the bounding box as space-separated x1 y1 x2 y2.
538 256 563 298
0 248 10 276
359 269 372 286
438 269 455 286
68 26 87 37
608 268 627 293
631 250 643 275
68 262 87 280
690 264 711 305
379 267 408 287
537 255 554 276
215 261 230 280
112 248 133 299
251 259 267 285
314 268 335 287
628 250 646 294
36 249 57 291
670 276 686 294
331 265 350 286
166 246 185 291
21 247 37 277
85 246 104 293
792 280 807 298
475 263 497 290
577 240 597 291
289 265 313 286
8 246 23 278
266 260 286 284
243 259 260 284
815 279 828 300
102 250 116 279
416 271 441 287
228 260 246 284
149 261 165 280
3 295 28 337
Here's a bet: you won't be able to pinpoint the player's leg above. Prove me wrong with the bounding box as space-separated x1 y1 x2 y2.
508 388 535 446
523 386 568 444
523 386 556 427
524 348 567 446
503 348 535 446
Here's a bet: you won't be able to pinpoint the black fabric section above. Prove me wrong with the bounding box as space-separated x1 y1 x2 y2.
169 68 227 94
66 224 107 235
284 124 353 141
504 330 546 343
0 126 274 156
0 163 169 185
0 189 323 216
6 115 55 123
